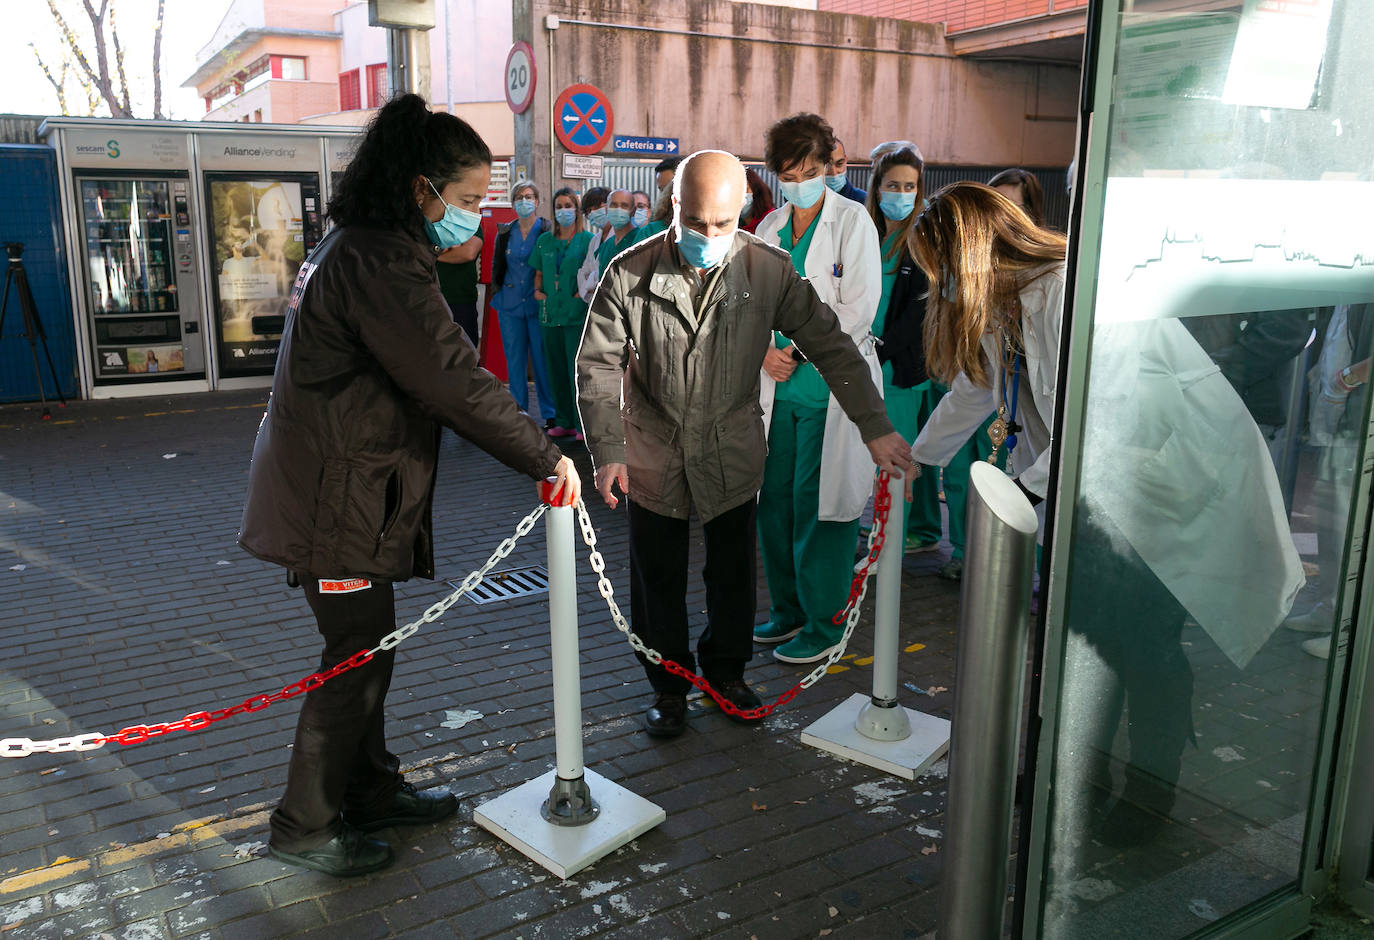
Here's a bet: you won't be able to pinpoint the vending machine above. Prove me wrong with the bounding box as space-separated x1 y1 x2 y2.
202 171 323 377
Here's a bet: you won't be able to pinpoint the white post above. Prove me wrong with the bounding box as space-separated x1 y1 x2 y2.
545 496 585 782
856 471 913 740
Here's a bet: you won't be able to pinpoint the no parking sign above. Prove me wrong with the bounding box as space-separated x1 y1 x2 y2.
553 84 614 156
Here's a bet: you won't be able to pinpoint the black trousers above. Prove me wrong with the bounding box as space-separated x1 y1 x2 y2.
448 301 480 348
269 576 403 851
628 497 758 695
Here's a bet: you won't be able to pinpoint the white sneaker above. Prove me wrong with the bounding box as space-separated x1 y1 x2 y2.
1302 636 1331 660
1283 602 1333 634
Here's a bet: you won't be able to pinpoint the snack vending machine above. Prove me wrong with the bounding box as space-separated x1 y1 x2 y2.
76 173 204 384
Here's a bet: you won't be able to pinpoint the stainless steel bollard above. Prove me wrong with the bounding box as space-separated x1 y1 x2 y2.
938 462 1039 939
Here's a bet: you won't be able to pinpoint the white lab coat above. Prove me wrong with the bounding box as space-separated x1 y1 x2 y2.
576 225 608 303
755 189 883 521
911 262 1302 669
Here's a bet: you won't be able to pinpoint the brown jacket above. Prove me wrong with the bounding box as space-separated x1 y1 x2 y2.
576 228 894 522
239 224 561 581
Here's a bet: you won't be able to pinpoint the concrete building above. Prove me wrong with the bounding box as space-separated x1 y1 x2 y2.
513 0 1078 197
817 0 1087 62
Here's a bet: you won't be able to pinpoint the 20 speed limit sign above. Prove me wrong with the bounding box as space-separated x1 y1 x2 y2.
505 41 536 114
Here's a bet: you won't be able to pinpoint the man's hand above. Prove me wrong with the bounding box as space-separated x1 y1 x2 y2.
865 432 917 500
534 289 547 301
595 462 629 509
763 346 797 382
545 455 582 505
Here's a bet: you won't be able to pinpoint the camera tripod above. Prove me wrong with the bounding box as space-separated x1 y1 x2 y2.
0 242 67 419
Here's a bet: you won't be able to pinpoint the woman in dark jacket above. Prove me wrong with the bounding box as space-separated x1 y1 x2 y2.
238 94 580 877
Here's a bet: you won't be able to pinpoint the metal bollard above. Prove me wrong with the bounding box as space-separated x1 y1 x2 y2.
538 479 598 826
938 462 1039 939
856 469 913 740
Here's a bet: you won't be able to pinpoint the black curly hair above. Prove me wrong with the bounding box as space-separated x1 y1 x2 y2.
327 93 492 239
765 113 837 175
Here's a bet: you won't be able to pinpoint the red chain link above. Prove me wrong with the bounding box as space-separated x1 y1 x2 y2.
96 648 376 748
655 472 894 721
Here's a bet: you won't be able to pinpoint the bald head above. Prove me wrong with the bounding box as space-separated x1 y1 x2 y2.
673 150 748 240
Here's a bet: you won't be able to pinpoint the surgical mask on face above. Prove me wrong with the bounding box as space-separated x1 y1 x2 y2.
424 180 482 249
879 191 918 221
677 224 732 270
779 175 826 210
739 193 753 220
631 207 649 228
587 206 608 228
554 207 577 227
606 206 632 229
514 196 537 219
825 172 847 192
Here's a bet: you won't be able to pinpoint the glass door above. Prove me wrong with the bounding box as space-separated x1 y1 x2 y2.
1022 0 1373 935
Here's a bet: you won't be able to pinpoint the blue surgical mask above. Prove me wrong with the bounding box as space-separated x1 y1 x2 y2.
739 193 753 219
879 191 918 221
555 207 577 227
514 196 537 219
825 172 847 192
424 180 482 249
606 206 632 229
587 206 608 228
779 175 826 209
631 207 649 228
677 224 732 270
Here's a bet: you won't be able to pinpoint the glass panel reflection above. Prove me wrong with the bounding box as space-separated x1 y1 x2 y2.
1039 0 1371 934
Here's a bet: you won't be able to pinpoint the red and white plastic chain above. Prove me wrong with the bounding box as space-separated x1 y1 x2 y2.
577 471 893 721
0 503 551 759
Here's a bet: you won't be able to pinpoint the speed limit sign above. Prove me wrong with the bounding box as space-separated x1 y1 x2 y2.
505 41 536 114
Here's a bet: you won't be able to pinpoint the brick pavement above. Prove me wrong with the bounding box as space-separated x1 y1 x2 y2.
0 391 963 939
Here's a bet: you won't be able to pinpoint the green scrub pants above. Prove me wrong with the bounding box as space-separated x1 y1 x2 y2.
758 399 861 645
883 375 942 543
540 322 583 431
943 413 1007 559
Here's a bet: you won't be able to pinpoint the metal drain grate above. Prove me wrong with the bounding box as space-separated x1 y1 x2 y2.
448 565 550 606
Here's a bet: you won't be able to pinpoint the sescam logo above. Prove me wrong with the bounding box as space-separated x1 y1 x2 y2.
74 138 119 158
223 145 297 159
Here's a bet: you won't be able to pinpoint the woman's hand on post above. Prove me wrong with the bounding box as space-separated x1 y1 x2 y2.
547 455 582 505
594 462 629 509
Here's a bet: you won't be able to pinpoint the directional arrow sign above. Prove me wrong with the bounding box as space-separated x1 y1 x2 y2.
612 136 680 155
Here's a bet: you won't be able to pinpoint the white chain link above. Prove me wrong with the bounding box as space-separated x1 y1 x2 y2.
575 500 882 689
2 503 551 759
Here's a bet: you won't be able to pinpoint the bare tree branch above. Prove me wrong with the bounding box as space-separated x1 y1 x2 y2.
30 44 69 115
109 0 132 115
46 0 100 94
152 0 165 119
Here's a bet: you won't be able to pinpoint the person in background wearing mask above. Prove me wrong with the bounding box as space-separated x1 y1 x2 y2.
434 229 483 347
576 186 610 304
654 156 681 192
740 167 775 234
491 180 556 427
753 113 885 665
532 187 594 440
862 143 943 557
595 189 641 275
630 190 652 230
239 95 580 877
987 168 1047 228
827 137 867 204
576 150 910 737
636 185 673 240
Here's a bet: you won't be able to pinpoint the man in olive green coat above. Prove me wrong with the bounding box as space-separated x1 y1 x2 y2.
576 150 910 737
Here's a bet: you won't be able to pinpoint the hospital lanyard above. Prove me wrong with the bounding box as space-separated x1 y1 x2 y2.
987 333 1023 464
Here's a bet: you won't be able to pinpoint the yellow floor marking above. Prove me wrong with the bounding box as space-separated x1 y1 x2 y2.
841 654 857 661
904 643 926 653
853 656 874 666
826 665 849 674
0 805 272 896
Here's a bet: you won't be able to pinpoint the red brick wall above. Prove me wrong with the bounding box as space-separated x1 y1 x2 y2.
818 0 1088 33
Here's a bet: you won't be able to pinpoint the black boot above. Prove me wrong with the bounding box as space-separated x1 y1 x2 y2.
269 823 393 877
644 692 687 737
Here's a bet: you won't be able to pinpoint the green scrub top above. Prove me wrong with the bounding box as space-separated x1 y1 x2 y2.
596 227 641 276
774 211 830 408
637 219 669 239
871 230 902 337
533 230 593 326
436 257 479 306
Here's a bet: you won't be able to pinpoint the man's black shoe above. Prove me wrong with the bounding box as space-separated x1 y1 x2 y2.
269 823 393 877
714 678 764 723
342 781 459 832
644 693 688 737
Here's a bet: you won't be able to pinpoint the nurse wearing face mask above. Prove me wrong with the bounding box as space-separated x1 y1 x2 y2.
825 137 868 204
491 180 556 426
532 187 594 439
753 113 887 665
862 143 945 558
595 189 642 276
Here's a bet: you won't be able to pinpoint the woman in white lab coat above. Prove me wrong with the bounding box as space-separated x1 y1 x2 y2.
908 182 1302 845
751 113 884 664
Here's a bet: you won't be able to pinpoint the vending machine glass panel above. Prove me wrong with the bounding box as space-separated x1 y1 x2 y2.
205 173 322 377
